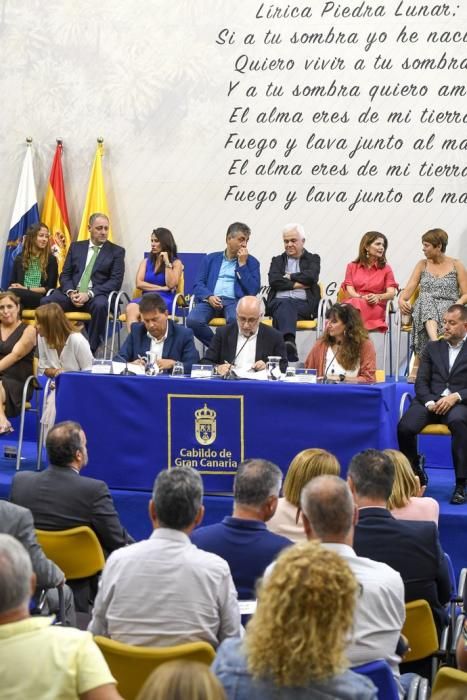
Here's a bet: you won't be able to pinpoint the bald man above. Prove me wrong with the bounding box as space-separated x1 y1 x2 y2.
203 296 287 376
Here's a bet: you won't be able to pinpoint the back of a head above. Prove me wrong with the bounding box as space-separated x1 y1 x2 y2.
348 449 395 502
384 449 419 510
136 661 226 700
283 448 340 508
0 534 32 616
300 475 354 540
152 468 203 530
45 421 83 468
233 459 282 508
246 540 357 686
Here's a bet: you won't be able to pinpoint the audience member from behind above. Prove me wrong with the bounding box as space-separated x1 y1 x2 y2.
349 449 451 640
35 303 93 434
212 541 376 700
10 421 133 612
398 228 467 380
125 227 183 330
267 448 340 542
191 459 291 599
300 475 406 694
0 534 121 700
305 302 376 383
136 661 226 700
342 231 397 332
384 449 439 524
115 293 199 373
8 222 58 309
88 467 240 647
0 291 36 434
187 222 260 347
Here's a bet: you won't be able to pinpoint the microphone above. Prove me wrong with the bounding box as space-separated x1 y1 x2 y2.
223 335 251 380
120 359 136 376
322 340 341 384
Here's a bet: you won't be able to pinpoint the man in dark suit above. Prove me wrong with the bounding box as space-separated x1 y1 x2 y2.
0 500 75 624
348 449 451 640
398 304 467 504
114 293 199 373
40 213 125 353
266 223 321 362
203 296 287 376
10 420 133 611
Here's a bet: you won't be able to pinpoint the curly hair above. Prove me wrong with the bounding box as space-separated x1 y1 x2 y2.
22 223 50 279
150 227 178 272
283 448 340 508
245 541 357 686
322 303 368 370
384 449 420 509
353 231 388 268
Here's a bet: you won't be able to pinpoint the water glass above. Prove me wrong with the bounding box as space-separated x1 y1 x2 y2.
172 361 185 377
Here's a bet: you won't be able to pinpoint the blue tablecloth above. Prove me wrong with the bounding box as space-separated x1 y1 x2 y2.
55 374 397 494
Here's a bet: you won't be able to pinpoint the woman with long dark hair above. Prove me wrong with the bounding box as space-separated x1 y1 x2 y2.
125 227 183 329
8 223 58 309
305 303 376 383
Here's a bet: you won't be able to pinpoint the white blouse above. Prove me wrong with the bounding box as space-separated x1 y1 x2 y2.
38 333 93 375
324 347 359 379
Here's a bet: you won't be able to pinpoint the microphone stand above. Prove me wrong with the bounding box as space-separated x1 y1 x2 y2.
222 335 251 380
120 359 136 376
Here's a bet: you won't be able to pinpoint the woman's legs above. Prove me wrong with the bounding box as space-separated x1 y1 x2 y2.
425 319 439 341
0 383 12 432
125 302 141 332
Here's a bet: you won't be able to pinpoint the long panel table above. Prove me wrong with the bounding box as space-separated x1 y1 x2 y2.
55 374 397 493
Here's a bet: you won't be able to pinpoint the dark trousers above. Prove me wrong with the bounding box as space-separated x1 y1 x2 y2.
40 290 109 353
187 297 238 347
398 399 467 480
268 297 315 338
8 288 44 309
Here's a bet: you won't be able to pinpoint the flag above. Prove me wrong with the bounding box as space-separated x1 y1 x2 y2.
77 140 113 241
41 141 72 274
1 143 39 289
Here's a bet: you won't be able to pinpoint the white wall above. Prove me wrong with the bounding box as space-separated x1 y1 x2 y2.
1 0 466 291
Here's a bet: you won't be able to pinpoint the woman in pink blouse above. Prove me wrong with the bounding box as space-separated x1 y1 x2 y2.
343 232 397 332
385 449 439 524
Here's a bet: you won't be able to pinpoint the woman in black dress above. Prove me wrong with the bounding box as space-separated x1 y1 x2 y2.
8 223 58 309
0 292 36 433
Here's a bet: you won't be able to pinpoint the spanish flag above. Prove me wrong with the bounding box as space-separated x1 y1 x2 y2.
77 140 113 241
41 141 71 274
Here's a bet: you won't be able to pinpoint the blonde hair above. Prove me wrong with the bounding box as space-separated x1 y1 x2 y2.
283 448 340 507
384 449 419 509
136 661 226 700
245 541 357 686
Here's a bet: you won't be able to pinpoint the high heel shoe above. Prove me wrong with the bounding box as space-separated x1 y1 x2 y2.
0 422 14 435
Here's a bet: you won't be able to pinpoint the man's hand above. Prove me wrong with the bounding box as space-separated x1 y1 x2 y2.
207 295 223 309
70 291 90 307
216 362 232 377
432 394 459 415
253 360 266 371
157 358 175 371
237 244 249 266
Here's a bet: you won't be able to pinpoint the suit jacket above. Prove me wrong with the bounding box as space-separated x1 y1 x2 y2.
353 507 451 636
266 249 321 315
10 466 133 555
60 240 125 297
0 500 63 588
115 319 199 373
193 251 260 302
415 338 467 405
204 322 287 370
10 253 58 290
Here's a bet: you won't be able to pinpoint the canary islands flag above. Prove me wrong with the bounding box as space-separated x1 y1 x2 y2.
2 143 39 289
77 141 113 241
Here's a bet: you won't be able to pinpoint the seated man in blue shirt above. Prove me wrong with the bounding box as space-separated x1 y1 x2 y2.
115 293 199 373
191 459 291 599
187 222 261 347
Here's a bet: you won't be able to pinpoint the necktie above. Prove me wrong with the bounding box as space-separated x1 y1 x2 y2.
78 246 100 292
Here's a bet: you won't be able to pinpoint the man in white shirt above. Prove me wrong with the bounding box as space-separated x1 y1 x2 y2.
203 296 287 376
398 304 467 504
88 467 241 648
300 475 406 696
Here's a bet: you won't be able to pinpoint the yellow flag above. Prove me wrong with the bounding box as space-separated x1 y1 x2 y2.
77 141 113 241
